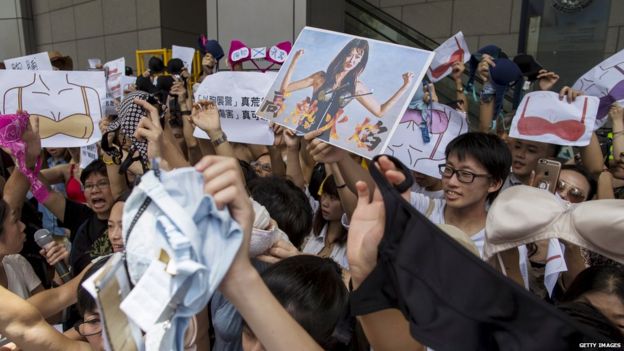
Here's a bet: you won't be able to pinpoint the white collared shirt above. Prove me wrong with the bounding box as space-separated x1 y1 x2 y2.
302 224 349 270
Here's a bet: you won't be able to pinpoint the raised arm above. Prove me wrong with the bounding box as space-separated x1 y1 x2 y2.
196 155 322 351
0 286 89 351
191 100 235 158
610 103 624 164
347 162 424 351
356 72 414 118
284 129 305 189
305 129 375 197
27 263 92 319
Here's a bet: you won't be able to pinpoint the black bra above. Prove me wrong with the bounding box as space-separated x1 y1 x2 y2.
349 155 609 350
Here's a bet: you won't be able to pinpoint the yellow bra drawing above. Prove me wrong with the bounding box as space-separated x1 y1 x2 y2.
17 85 94 139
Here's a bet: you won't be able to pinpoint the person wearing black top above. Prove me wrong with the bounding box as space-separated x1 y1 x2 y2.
42 160 113 273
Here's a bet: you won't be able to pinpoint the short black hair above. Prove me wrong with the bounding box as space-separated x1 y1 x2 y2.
248 177 312 248
260 255 349 349
80 159 108 185
76 256 110 317
561 164 597 200
445 132 512 202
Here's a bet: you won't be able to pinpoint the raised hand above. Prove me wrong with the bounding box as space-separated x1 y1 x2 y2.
195 155 254 287
304 129 347 163
558 86 583 103
450 61 465 81
347 180 385 289
191 100 222 135
477 54 495 82
537 69 560 91
133 98 164 159
283 129 300 150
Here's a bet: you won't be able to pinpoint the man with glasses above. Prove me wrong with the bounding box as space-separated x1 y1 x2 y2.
409 132 511 257
40 160 114 273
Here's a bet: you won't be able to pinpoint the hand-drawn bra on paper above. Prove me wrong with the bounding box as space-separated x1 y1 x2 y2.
516 95 588 142
575 62 624 120
2 73 100 141
387 104 466 169
429 37 465 79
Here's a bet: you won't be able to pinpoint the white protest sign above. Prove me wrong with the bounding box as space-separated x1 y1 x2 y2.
0 70 105 147
172 45 195 74
256 27 434 159
4 52 53 71
426 32 470 83
104 58 124 99
572 49 624 130
386 102 468 178
121 75 136 93
80 143 99 169
88 58 101 69
509 91 599 146
194 71 276 145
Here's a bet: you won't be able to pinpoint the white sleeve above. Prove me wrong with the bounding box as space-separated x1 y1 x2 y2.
14 255 42 293
409 191 432 214
304 186 319 214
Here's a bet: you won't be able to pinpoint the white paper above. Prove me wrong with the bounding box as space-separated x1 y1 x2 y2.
172 45 196 75
251 47 267 60
256 27 434 159
88 58 102 69
120 260 175 331
0 70 106 147
121 75 136 92
385 102 468 178
572 49 624 130
544 239 567 297
4 52 53 71
80 143 99 169
193 71 276 145
426 31 470 83
508 91 599 146
104 58 125 100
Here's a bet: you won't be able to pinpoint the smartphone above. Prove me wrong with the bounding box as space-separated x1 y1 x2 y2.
533 158 561 194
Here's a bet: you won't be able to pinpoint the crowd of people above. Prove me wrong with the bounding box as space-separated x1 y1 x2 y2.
0 31 623 351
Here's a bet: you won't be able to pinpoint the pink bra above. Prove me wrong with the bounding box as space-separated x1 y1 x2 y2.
0 112 47 202
228 40 292 72
517 95 588 142
484 185 624 264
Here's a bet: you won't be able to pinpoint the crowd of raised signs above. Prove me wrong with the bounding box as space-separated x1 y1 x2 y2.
0 27 623 351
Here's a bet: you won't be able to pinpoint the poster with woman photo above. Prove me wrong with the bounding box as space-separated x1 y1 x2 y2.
257 27 434 159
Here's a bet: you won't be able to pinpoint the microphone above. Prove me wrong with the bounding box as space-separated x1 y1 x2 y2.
34 229 72 283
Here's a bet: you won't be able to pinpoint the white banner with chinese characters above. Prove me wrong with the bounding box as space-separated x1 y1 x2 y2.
4 52 53 71
193 71 276 145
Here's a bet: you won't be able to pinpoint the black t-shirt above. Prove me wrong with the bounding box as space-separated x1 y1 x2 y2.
62 200 110 273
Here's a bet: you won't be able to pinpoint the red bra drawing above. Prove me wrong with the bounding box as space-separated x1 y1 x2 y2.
517 95 588 142
228 40 292 72
429 37 465 79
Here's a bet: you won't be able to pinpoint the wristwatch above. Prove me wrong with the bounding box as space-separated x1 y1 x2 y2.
211 132 228 147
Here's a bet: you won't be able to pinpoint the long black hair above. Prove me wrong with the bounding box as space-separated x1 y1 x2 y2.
313 175 347 245
0 198 7 236
320 38 369 97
